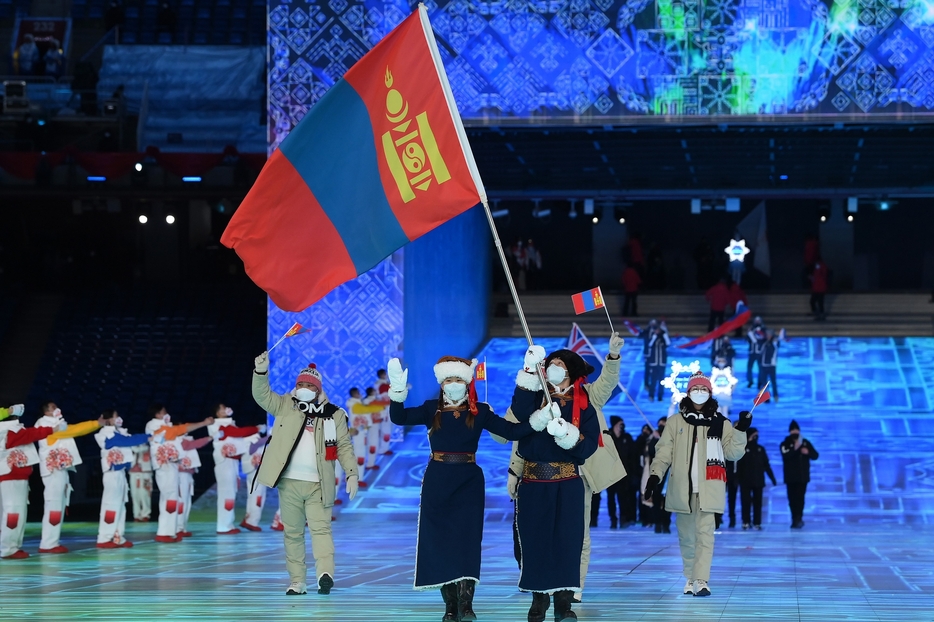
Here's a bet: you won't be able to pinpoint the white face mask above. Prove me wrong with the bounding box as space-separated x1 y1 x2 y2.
442 382 467 402
114 416 123 428
689 390 710 405
295 388 317 402
52 408 62 419
162 414 171 424
546 364 567 385
224 407 233 417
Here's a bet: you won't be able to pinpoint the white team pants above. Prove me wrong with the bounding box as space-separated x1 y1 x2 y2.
243 480 267 527
98 470 129 544
154 464 179 537
378 416 393 454
215 458 239 532
177 471 194 533
352 425 380 469
129 472 152 520
40 469 71 550
0 479 28 557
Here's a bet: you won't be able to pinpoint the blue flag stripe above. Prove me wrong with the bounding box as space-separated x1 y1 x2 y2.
279 79 410 275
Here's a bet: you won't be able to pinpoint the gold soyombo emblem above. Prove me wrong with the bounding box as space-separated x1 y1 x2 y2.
381 68 451 203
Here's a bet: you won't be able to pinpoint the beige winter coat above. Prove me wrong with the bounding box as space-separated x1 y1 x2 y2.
650 409 746 514
495 356 626 493
251 372 357 508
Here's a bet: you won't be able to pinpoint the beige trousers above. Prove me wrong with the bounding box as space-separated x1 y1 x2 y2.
579 479 593 595
278 478 334 584
675 493 716 582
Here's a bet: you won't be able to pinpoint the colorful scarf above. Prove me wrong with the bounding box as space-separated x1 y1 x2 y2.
681 400 726 482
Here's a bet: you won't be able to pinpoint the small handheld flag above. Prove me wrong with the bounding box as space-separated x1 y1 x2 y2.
475 361 486 381
751 381 771 411
571 286 614 333
269 322 312 351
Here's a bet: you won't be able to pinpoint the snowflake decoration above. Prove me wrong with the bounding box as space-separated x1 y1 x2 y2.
710 366 739 398
725 239 751 263
660 360 702 401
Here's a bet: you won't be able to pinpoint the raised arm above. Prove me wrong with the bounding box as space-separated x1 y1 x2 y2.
47 420 103 444
720 418 747 462
588 333 623 408
389 400 433 427
6 426 54 447
105 433 150 449
218 424 261 439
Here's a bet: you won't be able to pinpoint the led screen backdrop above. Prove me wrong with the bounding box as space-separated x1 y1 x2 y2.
268 0 934 133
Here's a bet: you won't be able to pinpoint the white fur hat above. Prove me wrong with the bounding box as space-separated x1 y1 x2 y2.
433 356 478 384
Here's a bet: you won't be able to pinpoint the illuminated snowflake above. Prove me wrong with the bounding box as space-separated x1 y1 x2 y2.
725 238 751 263
660 360 702 401
710 366 739 398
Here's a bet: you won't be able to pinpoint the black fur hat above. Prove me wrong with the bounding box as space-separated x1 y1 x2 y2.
544 349 594 383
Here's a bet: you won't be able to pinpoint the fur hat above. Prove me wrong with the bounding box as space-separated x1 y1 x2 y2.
296 363 323 391
544 349 594 383
433 356 478 384
789 419 800 432
686 371 712 393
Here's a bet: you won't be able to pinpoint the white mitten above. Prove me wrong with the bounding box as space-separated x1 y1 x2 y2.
11 404 24 417
346 475 358 500
387 358 409 402
530 402 560 431
547 417 569 438
254 351 269 373
609 332 624 357
523 345 546 372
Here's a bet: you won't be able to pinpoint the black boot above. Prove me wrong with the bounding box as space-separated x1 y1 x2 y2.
553 590 577 621
528 592 550 622
457 579 477 621
440 583 458 621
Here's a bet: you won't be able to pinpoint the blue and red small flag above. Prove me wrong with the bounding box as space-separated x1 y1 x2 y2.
571 287 606 315
221 6 484 312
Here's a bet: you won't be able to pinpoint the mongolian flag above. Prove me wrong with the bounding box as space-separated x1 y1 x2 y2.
567 323 620 402
571 287 606 315
221 5 485 312
475 361 487 381
284 322 311 337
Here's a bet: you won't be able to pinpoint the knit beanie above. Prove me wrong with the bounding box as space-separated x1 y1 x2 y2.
789 419 800 432
686 371 713 393
296 363 323 391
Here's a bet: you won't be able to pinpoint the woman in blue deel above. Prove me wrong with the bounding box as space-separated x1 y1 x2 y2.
387 355 533 622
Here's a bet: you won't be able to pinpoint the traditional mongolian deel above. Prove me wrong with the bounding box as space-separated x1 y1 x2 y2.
222 5 485 312
389 398 531 590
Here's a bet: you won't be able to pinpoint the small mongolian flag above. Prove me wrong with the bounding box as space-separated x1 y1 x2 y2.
475 361 486 381
284 322 311 337
571 287 605 315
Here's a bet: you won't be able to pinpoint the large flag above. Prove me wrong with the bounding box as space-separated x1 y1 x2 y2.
221 5 485 312
567 323 621 402
678 301 752 349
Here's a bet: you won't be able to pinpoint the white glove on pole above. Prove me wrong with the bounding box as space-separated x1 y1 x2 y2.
523 345 546 372
547 417 569 438
346 475 358 500
609 332 624 357
255 351 269 373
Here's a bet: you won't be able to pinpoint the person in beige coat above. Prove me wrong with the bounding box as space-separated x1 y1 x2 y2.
645 371 750 597
250 352 358 597
494 332 627 603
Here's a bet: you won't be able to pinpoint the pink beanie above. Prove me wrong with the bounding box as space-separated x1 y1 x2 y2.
296 363 323 391
686 371 712 393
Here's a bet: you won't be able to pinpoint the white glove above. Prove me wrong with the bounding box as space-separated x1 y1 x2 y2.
255 351 269 373
387 358 408 392
523 345 546 372
507 473 519 500
346 475 358 500
10 404 24 417
530 402 561 431
609 332 624 357
257 424 267 435
547 417 569 438
57 420 68 431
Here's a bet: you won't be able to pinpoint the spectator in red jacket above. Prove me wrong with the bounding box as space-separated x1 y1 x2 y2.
622 266 642 317
705 278 731 331
810 258 829 321
1 405 56 559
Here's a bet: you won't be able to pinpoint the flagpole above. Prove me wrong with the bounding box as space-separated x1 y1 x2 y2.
603 305 616 335
484 356 488 403
617 383 656 433
269 332 289 352
480 199 551 400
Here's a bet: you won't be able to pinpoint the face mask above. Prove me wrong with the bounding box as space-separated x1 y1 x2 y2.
163 414 171 424
442 382 467 402
689 390 710 405
52 408 62 419
546 364 567 385
295 388 317 402
224 407 233 417
114 417 123 428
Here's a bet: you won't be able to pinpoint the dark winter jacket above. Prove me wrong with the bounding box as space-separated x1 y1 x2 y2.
737 440 777 488
609 430 634 484
646 330 670 367
779 434 819 484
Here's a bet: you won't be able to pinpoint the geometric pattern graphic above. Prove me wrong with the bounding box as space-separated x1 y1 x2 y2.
266 253 403 406
269 0 934 131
